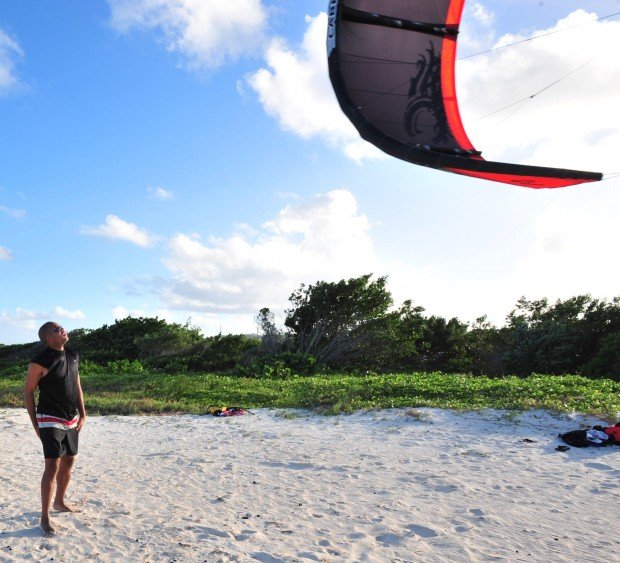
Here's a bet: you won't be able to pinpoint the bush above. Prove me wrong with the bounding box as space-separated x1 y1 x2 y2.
235 352 317 378
70 317 203 364
0 342 42 366
583 332 620 380
104 359 146 375
187 334 260 373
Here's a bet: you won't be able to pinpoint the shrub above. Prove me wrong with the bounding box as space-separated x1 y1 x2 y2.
235 352 317 378
104 359 146 375
187 334 260 372
583 332 620 381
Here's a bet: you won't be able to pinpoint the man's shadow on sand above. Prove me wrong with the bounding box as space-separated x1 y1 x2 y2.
1 511 46 538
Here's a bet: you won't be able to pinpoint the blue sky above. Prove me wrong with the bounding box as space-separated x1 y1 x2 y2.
1 1 619 345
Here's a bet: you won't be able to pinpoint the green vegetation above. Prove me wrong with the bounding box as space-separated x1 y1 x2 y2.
268 275 620 380
2 274 619 379
1 363 618 419
1 274 618 418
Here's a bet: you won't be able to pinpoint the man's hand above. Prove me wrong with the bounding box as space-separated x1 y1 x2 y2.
25 362 45 438
77 415 86 432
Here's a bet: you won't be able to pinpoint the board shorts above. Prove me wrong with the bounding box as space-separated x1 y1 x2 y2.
39 427 79 459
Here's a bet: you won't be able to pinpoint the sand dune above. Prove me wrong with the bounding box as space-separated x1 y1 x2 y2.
0 407 618 562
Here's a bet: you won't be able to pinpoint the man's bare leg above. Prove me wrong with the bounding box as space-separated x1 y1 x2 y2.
53 455 78 512
41 458 59 535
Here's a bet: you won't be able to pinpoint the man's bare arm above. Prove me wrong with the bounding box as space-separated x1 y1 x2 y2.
25 363 45 436
76 372 86 432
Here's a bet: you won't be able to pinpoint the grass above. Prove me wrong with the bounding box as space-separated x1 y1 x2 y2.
2 363 619 420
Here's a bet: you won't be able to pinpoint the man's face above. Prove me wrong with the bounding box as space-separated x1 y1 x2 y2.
47 324 69 346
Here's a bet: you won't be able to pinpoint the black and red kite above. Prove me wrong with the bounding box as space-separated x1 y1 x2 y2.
327 0 603 188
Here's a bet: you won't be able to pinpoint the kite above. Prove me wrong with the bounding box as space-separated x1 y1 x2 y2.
327 0 603 188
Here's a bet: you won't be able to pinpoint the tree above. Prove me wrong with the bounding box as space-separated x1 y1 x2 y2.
353 299 427 371
255 308 283 355
583 332 620 380
284 274 393 365
71 317 203 363
415 315 469 372
188 334 260 372
134 319 204 359
502 295 620 375
463 316 504 376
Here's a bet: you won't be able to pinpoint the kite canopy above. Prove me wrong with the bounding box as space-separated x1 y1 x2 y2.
327 0 603 188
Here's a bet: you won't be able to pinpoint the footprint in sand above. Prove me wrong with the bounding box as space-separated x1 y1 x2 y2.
285 462 316 470
234 529 257 541
405 524 438 538
584 462 614 472
434 483 458 493
297 551 321 561
464 508 490 525
375 532 404 546
251 552 286 563
195 525 232 539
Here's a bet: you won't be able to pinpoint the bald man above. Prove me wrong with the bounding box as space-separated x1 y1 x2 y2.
25 322 86 536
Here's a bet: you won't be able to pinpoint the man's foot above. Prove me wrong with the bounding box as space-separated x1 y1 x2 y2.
39 520 56 536
52 501 79 513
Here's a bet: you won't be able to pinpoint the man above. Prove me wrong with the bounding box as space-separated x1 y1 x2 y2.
24 322 86 536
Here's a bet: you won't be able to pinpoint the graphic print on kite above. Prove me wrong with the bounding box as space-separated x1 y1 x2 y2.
404 42 451 145
326 0 603 188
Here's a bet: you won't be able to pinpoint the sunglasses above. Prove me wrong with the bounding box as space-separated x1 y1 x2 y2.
52 326 64 334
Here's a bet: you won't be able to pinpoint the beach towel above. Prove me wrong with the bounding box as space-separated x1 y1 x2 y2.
207 406 249 417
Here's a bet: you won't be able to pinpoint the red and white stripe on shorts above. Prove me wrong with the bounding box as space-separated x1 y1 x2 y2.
36 413 79 430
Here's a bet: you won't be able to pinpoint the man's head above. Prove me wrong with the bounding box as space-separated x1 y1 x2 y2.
38 322 69 349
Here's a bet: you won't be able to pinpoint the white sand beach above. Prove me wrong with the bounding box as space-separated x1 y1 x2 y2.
0 407 618 562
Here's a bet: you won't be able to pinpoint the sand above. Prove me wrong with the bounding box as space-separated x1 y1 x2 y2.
0 407 618 562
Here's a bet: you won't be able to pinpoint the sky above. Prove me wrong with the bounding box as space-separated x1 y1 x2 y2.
1 0 619 345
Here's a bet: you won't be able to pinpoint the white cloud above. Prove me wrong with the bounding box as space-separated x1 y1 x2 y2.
112 305 152 319
110 304 248 336
14 307 41 320
459 2 497 54
0 308 47 334
1 307 87 341
80 214 156 247
112 304 178 320
187 311 258 336
471 2 495 27
513 195 620 299
385 181 620 327
158 189 378 314
457 10 620 174
248 7 618 172
0 246 13 260
112 305 129 320
0 28 23 93
108 0 268 69
108 184 618 334
247 13 383 163
147 186 174 200
0 204 26 219
54 306 86 320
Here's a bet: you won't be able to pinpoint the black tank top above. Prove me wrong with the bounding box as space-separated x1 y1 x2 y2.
31 347 79 420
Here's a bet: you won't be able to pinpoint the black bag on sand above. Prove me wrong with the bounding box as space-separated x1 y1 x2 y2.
558 430 591 448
